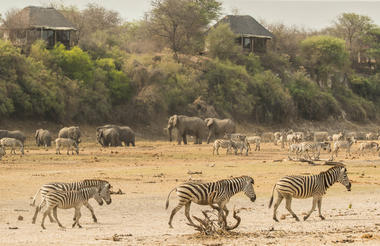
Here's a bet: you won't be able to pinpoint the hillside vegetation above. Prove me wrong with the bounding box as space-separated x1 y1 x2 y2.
0 1 380 126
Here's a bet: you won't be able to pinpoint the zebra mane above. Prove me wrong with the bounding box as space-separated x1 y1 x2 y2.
320 164 346 175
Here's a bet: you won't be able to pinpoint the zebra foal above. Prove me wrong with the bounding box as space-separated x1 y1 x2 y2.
212 139 237 155
269 165 351 222
39 186 111 229
31 179 112 224
165 176 256 228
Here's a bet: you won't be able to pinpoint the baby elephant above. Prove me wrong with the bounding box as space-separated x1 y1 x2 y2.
55 138 79 155
0 137 24 155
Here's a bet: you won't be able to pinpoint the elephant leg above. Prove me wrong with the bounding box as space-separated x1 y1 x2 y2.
183 134 187 145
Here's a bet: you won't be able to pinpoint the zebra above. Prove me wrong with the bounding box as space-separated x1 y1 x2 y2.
0 137 24 155
299 141 331 160
269 164 351 222
212 139 237 155
55 138 79 155
247 136 261 151
232 139 250 156
39 186 111 229
165 176 256 228
332 132 344 141
288 143 302 158
31 179 112 224
358 142 379 156
331 137 356 158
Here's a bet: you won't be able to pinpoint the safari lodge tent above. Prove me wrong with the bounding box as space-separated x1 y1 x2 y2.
214 15 274 53
3 6 77 50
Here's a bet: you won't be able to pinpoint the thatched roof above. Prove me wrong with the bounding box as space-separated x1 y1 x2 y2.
17 6 76 30
217 15 273 39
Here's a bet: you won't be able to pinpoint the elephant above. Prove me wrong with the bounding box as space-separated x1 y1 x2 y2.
0 130 26 144
58 126 81 144
97 128 121 147
167 115 207 145
204 118 236 144
97 125 135 146
35 129 52 147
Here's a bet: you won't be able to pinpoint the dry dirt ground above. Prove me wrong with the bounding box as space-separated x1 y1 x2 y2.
1 137 380 246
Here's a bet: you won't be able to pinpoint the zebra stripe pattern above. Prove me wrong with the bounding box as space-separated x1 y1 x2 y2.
269 165 351 222
32 179 111 224
358 142 379 156
212 139 237 155
331 137 356 158
40 186 111 229
299 141 331 159
165 176 256 228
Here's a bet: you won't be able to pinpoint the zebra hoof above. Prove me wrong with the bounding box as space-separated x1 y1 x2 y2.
295 217 300 222
320 215 325 220
273 218 279 222
303 216 309 221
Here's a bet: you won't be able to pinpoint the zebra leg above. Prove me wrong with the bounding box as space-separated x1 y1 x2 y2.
76 202 97 223
317 198 325 220
272 193 283 222
72 207 82 228
168 202 185 228
184 203 195 226
41 207 52 229
285 195 299 221
52 207 64 228
304 197 318 221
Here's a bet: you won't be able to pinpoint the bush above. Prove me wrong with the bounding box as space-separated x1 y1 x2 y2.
287 72 340 120
249 71 294 123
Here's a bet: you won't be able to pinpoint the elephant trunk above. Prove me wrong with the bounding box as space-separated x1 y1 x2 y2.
168 126 173 142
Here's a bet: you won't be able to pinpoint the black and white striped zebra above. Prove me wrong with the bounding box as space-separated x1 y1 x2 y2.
358 142 379 156
212 139 237 155
269 165 351 222
39 186 111 229
299 141 331 159
165 176 256 228
31 179 112 224
331 137 356 158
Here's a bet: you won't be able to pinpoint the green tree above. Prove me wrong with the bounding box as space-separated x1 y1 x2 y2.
206 23 241 60
147 0 221 58
300 35 349 88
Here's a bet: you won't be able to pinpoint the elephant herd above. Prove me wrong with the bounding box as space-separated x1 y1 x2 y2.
167 115 236 145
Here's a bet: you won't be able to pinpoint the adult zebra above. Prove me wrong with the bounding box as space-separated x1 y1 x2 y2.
166 176 256 228
269 164 351 222
40 186 111 229
31 179 112 224
299 141 331 159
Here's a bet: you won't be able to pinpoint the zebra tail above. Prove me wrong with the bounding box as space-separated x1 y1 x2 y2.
30 188 41 206
268 184 276 208
165 187 176 210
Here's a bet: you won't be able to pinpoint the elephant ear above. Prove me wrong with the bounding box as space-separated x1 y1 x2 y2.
173 115 178 127
206 118 214 127
35 130 40 139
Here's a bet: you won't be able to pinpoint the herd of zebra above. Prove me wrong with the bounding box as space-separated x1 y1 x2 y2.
211 129 380 160
30 164 351 230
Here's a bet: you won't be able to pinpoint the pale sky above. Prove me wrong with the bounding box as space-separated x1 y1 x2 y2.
0 0 380 30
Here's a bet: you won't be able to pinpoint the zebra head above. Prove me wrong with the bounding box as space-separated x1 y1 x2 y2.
95 183 112 205
242 176 256 202
336 166 351 192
